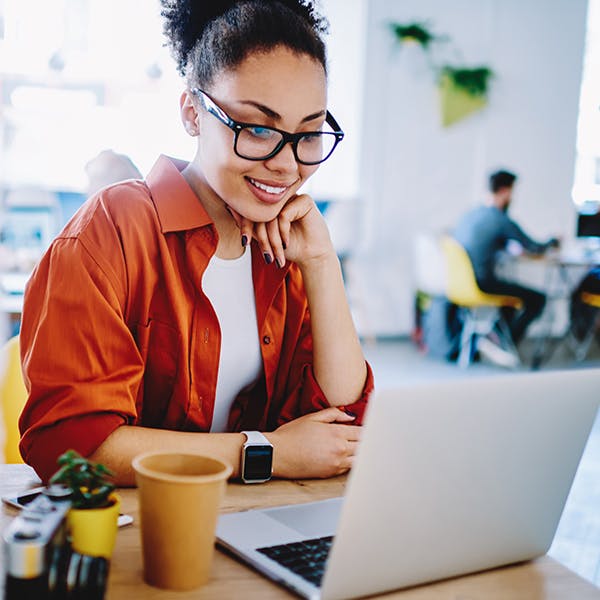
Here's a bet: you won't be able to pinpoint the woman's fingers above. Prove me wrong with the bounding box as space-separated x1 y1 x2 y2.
225 205 254 249
277 211 292 253
254 222 274 265
266 219 285 268
308 407 355 424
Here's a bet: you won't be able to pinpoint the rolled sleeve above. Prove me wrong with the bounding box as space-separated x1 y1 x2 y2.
20 413 125 483
19 233 143 481
278 360 374 426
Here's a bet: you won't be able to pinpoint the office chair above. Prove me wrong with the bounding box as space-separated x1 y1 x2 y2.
440 236 523 368
568 291 600 362
0 336 27 463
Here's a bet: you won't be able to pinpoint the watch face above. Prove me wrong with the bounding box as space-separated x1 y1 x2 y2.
243 445 273 481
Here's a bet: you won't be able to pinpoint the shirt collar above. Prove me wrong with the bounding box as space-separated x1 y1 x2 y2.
145 155 213 233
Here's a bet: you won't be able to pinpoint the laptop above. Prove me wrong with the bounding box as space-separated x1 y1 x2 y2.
216 368 600 600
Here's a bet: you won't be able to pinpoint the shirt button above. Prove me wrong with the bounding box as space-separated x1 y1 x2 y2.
263 335 271 345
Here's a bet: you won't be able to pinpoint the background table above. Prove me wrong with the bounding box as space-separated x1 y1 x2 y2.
1 464 599 599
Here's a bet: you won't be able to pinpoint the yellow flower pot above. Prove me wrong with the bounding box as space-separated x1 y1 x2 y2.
67 493 120 558
438 73 487 127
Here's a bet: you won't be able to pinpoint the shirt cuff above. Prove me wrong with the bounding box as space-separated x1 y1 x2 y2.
280 361 375 426
20 413 126 483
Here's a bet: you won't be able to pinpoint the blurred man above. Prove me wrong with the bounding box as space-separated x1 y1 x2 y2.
85 150 142 196
453 170 559 366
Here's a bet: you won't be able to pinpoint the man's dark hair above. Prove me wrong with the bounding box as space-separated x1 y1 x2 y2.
489 170 517 193
160 0 329 88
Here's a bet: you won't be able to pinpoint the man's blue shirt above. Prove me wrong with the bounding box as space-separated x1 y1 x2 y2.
453 205 549 281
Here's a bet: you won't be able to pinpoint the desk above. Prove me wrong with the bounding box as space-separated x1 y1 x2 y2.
497 243 600 367
1 465 599 599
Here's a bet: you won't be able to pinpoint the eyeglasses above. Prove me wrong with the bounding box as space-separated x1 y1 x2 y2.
191 88 344 166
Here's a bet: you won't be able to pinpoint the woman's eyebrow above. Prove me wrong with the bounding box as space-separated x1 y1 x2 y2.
237 100 326 123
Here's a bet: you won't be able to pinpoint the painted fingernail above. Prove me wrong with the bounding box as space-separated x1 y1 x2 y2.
344 410 357 418
263 253 272 264
282 241 287 250
275 258 283 269
241 234 248 247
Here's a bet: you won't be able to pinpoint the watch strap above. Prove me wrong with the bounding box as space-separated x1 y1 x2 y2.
241 431 272 446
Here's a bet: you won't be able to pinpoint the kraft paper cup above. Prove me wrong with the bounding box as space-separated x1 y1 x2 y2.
132 452 232 591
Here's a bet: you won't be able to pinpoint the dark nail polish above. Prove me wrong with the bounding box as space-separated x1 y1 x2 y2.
241 235 248 247
282 241 287 250
263 253 272 264
345 410 357 418
275 258 282 269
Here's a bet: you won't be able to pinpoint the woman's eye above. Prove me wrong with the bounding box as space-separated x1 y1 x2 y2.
300 133 321 145
247 126 275 139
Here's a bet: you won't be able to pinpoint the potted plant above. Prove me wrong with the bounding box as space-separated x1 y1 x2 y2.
438 65 494 126
389 21 439 49
50 449 120 558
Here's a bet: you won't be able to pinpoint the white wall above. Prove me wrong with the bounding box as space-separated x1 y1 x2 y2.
306 0 368 201
352 0 588 336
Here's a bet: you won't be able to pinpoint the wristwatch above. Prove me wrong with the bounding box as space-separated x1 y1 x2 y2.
241 431 273 484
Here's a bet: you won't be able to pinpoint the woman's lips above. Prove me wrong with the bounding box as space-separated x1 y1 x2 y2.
245 177 291 205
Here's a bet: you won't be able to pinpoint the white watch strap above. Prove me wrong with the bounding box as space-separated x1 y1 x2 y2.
242 431 272 446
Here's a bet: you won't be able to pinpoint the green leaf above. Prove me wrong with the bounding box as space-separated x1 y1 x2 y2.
50 449 115 509
440 65 494 97
390 21 436 49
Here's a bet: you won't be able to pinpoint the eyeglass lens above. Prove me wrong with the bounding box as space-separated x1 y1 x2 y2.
236 127 338 164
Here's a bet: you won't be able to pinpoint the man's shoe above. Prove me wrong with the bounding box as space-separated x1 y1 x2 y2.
477 336 520 368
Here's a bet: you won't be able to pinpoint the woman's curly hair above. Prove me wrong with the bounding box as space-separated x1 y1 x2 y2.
160 0 329 86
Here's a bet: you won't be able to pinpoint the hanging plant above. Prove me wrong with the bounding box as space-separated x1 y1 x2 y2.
439 66 494 98
389 22 438 49
438 67 493 127
389 19 496 127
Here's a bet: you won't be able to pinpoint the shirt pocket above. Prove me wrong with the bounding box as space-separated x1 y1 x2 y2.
134 319 181 427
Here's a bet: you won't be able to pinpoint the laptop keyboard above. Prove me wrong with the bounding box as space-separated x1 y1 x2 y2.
257 535 333 587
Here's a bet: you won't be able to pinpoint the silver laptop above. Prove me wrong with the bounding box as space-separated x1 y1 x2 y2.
217 368 600 600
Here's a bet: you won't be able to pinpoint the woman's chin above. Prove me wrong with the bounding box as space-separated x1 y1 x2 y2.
230 201 286 224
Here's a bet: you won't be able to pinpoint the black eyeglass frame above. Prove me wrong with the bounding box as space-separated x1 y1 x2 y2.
191 87 345 166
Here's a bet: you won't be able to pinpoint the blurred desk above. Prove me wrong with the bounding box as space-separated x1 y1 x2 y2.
498 242 600 366
0 271 28 340
0 272 28 314
2 465 600 599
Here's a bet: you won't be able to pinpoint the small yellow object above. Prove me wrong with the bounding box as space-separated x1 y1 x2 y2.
438 73 487 127
581 291 600 308
67 493 121 559
0 336 27 463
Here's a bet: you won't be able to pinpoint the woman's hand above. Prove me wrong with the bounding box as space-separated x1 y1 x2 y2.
228 194 334 269
265 407 362 479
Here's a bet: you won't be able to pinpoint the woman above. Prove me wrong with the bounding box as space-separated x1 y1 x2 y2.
19 0 373 484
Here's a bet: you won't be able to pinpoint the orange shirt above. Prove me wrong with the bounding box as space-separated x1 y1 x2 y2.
19 156 373 481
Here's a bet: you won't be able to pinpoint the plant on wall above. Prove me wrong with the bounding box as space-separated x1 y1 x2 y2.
389 21 438 49
389 20 495 127
440 66 493 97
438 66 494 126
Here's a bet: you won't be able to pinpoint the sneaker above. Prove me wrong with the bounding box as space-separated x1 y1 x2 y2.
477 335 520 368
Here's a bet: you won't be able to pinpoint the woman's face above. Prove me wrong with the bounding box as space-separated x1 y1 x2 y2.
192 46 327 223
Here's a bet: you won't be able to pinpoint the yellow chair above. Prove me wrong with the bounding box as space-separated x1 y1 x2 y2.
0 336 27 463
440 236 523 367
569 291 600 362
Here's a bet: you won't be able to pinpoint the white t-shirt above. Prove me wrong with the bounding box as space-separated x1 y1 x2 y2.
202 247 262 432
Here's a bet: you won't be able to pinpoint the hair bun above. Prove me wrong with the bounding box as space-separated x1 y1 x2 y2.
161 0 327 76
160 0 236 75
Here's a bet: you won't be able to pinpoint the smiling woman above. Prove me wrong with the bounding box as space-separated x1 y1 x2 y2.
18 0 373 486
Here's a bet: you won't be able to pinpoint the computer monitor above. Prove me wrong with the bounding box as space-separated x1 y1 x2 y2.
576 202 600 238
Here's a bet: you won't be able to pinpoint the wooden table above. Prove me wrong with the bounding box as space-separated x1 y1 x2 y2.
1 464 599 599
